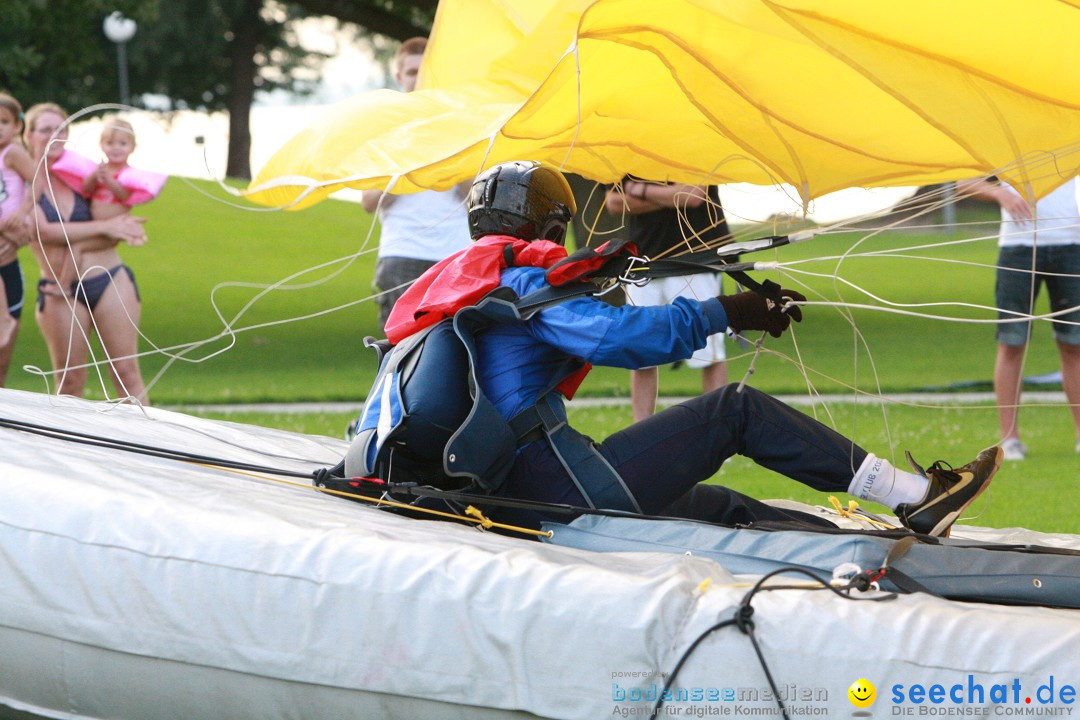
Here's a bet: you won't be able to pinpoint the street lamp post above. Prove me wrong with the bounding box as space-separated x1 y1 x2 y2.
102 11 137 106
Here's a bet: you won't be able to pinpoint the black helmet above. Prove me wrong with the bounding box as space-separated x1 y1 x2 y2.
467 160 577 244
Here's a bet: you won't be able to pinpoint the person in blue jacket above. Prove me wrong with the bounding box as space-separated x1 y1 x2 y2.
409 161 1003 538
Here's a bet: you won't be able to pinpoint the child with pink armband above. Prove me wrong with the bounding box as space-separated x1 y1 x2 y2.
81 119 167 220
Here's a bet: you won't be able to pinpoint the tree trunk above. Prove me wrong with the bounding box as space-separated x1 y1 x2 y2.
226 0 260 180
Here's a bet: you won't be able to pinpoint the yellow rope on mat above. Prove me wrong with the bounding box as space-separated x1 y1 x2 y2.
827 496 896 530
828 496 859 517
194 463 553 539
465 505 495 529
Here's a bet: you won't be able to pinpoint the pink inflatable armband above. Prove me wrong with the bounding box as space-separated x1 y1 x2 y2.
116 166 168 206
48 149 97 191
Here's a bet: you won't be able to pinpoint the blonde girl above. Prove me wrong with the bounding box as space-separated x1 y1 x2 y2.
82 118 138 220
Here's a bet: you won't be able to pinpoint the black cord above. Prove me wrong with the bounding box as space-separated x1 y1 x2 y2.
2 414 759 528
652 617 740 712
2 413 783 529
0 416 315 479
652 567 897 717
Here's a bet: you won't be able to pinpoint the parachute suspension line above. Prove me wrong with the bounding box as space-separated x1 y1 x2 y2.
808 221 903 481
0 415 316 478
723 261 855 471
29 104 404 399
800 153 1079 243
559 35 582 172
654 177 1075 464
720 335 1074 415
734 332 766 393
139 224 386 393
474 124 501 180
765 267 848 443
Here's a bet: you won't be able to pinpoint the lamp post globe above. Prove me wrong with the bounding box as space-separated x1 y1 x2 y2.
103 11 136 43
103 11 137 105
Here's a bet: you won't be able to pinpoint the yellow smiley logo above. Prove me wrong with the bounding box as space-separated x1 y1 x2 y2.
848 678 876 708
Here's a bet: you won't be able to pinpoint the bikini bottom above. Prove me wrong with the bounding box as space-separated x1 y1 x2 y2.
71 264 140 312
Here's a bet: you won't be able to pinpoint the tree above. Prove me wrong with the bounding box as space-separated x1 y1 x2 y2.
0 0 154 112
3 0 436 180
292 0 438 40
129 0 331 178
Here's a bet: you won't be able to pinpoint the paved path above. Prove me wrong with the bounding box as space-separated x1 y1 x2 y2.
174 391 1067 415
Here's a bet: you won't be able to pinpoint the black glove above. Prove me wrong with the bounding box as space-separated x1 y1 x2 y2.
718 289 806 338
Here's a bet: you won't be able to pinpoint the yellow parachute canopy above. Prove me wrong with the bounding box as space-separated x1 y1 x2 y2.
246 0 1080 211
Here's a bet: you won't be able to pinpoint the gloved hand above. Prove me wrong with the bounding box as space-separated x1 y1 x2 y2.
718 289 806 338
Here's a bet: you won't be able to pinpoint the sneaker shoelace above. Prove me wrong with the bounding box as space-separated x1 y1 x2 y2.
924 460 961 484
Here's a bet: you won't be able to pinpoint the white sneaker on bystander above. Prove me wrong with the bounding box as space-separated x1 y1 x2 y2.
1001 437 1027 461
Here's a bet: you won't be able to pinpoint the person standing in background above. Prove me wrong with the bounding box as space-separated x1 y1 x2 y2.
24 103 150 403
960 176 1080 460
605 178 732 421
361 36 471 330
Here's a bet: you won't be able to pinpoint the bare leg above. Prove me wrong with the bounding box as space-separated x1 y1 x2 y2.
994 342 1026 441
0 324 19 386
1056 341 1080 442
630 367 658 422
37 293 91 397
701 361 728 394
0 286 16 387
92 270 148 405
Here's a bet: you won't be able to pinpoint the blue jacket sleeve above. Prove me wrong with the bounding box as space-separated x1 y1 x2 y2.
504 268 729 369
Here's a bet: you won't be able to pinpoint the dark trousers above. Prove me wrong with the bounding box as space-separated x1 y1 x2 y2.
500 384 869 530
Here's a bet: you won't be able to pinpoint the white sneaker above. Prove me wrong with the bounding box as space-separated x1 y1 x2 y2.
1001 437 1027 461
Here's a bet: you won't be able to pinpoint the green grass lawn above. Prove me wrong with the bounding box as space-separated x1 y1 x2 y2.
9 178 1077 534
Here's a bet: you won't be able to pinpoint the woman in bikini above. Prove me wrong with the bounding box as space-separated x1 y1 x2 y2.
24 103 150 403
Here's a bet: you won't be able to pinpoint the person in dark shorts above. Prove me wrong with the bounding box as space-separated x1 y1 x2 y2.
961 176 1080 460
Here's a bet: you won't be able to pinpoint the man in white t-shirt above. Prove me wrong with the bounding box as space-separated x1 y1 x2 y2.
961 176 1080 460
361 37 471 329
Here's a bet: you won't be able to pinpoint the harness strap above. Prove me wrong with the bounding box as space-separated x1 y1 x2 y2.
513 281 598 317
879 535 943 597
509 389 567 447
508 394 641 513
725 269 783 303
883 566 941 597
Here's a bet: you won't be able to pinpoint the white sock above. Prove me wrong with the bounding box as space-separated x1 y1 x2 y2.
847 453 929 510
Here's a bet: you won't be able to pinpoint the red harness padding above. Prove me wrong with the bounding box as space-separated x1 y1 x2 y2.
544 237 640 286
385 235 617 399
385 235 570 343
